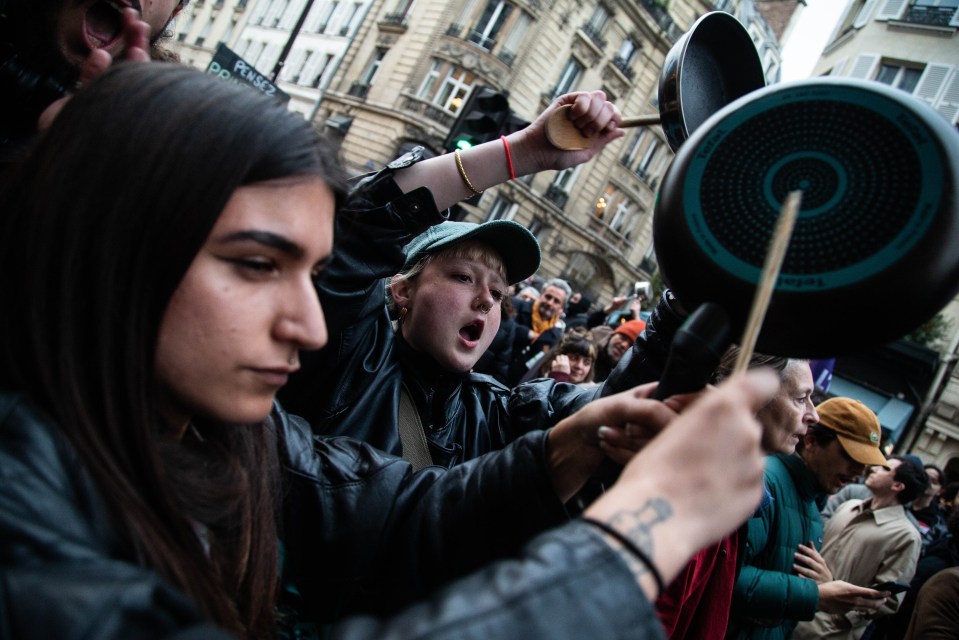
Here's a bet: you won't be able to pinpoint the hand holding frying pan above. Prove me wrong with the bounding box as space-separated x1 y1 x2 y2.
546 11 765 152
653 77 959 359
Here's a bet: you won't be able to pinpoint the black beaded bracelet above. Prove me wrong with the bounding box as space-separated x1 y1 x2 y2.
581 517 666 597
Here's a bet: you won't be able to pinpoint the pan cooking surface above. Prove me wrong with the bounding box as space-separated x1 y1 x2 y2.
680 84 944 291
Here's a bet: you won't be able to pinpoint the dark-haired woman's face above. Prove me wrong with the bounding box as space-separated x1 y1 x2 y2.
154 177 334 436
567 353 593 384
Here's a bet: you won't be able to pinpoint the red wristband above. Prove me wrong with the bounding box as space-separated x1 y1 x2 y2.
501 135 516 180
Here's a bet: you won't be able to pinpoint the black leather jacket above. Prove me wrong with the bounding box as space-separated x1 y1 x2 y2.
279 149 686 467
0 391 666 639
279 150 596 467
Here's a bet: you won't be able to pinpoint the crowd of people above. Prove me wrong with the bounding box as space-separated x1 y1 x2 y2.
1 2 958 640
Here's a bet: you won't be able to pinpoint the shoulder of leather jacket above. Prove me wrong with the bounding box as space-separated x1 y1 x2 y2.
387 146 426 170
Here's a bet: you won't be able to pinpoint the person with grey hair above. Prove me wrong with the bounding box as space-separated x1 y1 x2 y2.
507 278 573 385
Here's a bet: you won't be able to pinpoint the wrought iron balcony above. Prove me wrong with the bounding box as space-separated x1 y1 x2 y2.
466 30 496 51
544 185 570 209
348 82 370 99
401 96 455 128
610 55 635 80
380 12 409 27
901 5 958 27
497 50 516 66
579 23 607 50
638 0 683 42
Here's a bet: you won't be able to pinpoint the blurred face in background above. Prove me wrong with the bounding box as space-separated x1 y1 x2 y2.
536 286 567 320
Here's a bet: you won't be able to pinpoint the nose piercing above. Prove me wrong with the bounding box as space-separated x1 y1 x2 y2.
289 354 298 366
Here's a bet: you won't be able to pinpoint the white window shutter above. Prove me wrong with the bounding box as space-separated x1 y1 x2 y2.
875 0 907 20
848 53 880 79
853 0 879 28
913 63 954 107
934 69 959 124
830 57 849 76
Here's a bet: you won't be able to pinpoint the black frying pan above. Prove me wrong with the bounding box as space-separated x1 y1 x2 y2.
545 11 765 152
653 77 959 359
657 10 765 152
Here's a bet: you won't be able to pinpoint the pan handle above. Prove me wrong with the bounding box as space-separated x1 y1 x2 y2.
621 114 662 128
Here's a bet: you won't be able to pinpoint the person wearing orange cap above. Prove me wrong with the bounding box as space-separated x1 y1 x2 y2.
591 319 646 383
728 397 890 640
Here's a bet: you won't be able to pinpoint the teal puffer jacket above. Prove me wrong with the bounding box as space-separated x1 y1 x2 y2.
728 453 826 639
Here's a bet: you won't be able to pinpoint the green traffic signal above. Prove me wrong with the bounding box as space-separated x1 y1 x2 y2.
455 139 473 151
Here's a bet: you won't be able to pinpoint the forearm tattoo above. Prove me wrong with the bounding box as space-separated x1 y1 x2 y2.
587 498 672 593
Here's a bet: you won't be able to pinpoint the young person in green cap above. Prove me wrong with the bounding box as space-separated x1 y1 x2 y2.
280 90 687 469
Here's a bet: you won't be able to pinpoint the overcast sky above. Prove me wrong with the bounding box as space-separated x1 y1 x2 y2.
780 0 852 81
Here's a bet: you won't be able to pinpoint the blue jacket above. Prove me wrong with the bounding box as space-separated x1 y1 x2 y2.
728 453 826 639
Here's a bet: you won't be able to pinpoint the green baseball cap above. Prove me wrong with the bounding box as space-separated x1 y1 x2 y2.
403 220 541 285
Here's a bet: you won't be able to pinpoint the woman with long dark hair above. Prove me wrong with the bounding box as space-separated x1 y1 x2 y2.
0 63 777 639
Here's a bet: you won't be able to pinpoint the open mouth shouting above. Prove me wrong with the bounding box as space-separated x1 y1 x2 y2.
458 319 485 347
84 0 138 49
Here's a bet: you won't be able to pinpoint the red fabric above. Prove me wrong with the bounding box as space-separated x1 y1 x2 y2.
655 530 739 639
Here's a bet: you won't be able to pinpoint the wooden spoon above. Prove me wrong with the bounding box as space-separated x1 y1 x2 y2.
545 104 661 150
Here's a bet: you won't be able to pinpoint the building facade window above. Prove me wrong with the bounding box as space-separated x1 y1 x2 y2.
552 58 583 99
303 52 334 88
451 0 532 64
390 0 416 18
621 129 646 167
318 0 339 33
545 165 580 208
281 47 308 82
418 60 476 113
877 0 959 26
221 16 238 45
176 8 196 40
279 0 304 29
486 195 517 221
469 0 513 50
640 243 657 274
341 2 364 36
552 165 580 192
637 139 661 179
876 62 924 92
250 0 269 25
245 40 265 67
581 4 609 49
527 218 546 240
357 47 387 86
595 183 640 240
268 0 290 27
615 37 637 64
235 38 251 57
256 42 282 74
195 16 213 46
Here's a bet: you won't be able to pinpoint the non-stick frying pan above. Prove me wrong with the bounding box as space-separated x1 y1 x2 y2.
546 11 765 153
653 77 959 359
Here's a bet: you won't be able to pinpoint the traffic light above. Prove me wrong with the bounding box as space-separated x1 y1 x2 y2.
501 112 530 136
443 86 510 152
